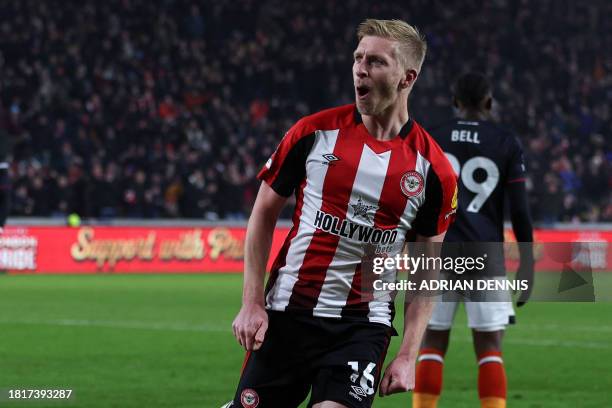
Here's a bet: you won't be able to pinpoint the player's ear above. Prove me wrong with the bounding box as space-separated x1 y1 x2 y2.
400 68 418 90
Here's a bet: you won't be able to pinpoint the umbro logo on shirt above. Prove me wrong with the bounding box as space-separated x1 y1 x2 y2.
321 153 340 165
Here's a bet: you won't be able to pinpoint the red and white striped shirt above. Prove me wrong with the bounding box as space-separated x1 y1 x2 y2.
258 104 457 326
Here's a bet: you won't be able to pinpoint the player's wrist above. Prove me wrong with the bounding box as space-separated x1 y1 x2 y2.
395 349 417 362
241 278 265 307
241 296 265 309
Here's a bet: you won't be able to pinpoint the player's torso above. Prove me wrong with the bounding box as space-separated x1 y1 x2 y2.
265 115 447 325
432 119 512 242
299 124 428 260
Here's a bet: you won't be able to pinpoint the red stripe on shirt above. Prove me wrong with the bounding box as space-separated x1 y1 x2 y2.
265 177 308 297
341 142 417 318
287 128 362 312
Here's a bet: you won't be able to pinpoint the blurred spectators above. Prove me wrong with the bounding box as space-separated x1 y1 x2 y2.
0 0 610 222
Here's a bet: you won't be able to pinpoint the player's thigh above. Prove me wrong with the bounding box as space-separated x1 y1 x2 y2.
308 323 391 408
464 300 514 332
232 312 312 408
234 358 309 408
312 402 350 408
427 296 460 331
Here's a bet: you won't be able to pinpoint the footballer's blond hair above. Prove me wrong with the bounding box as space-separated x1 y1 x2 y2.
357 19 427 73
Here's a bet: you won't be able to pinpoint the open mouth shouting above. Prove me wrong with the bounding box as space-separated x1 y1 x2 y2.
356 84 371 100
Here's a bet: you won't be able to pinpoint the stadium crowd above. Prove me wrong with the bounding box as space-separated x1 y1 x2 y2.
0 0 610 223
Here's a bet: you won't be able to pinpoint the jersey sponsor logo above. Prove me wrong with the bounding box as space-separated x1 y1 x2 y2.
313 210 398 245
400 171 424 197
350 196 378 222
240 389 259 408
321 153 340 164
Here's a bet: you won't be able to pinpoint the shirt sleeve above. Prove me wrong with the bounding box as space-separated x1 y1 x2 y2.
506 136 527 183
257 120 315 197
412 166 458 237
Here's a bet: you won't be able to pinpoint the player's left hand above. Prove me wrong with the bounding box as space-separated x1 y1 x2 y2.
378 355 415 397
515 259 534 307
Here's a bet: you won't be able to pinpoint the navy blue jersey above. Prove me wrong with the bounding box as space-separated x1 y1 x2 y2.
430 119 526 243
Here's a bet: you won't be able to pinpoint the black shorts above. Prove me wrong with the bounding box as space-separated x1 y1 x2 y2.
232 311 393 408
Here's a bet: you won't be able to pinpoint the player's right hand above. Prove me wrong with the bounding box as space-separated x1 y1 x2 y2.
232 302 268 351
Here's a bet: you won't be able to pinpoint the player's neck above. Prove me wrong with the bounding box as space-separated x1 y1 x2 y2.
361 102 410 141
458 110 490 121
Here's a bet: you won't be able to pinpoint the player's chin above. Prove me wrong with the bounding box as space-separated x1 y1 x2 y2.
355 99 375 115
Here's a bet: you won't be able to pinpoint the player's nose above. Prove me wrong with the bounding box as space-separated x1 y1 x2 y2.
354 60 368 78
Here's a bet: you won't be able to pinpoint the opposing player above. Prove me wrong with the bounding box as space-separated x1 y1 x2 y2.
227 19 457 408
412 72 534 408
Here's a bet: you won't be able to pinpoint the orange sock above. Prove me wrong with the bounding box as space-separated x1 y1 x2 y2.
413 348 444 408
477 351 506 408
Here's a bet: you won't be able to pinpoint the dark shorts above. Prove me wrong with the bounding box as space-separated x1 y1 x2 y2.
232 311 393 408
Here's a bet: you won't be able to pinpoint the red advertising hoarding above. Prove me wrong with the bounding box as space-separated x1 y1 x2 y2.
1 226 610 274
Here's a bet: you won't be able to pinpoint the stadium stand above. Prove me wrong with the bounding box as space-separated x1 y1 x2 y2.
0 0 609 222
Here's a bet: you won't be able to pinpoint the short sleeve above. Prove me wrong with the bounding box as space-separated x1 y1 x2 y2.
506 137 526 183
412 167 458 237
257 120 315 197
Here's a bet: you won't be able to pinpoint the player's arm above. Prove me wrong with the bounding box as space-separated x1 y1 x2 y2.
232 182 287 351
506 138 534 306
232 119 313 350
507 180 534 306
379 232 445 396
380 159 458 396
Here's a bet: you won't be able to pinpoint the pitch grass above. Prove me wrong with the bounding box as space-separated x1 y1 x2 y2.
0 274 610 408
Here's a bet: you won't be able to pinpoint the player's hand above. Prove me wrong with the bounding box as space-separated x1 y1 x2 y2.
515 259 534 307
378 355 415 397
232 302 268 351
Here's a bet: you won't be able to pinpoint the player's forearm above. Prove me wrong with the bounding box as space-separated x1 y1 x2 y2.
242 210 277 306
508 182 533 240
396 297 434 360
395 234 445 359
508 181 534 263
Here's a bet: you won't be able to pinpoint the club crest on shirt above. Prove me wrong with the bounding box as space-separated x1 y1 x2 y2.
400 171 424 197
240 389 259 408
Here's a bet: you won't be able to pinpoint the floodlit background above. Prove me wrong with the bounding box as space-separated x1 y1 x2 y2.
0 1 610 407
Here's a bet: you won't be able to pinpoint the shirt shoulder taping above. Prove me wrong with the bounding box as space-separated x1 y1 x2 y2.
257 125 315 197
